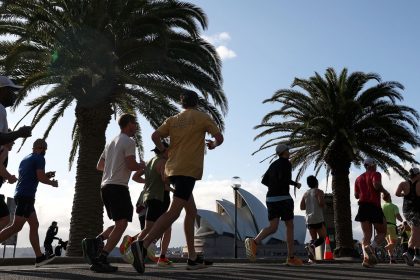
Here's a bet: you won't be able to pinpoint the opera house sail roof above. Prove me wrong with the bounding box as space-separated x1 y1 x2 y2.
195 188 306 245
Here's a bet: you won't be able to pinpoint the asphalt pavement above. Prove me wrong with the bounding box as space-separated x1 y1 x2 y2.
0 262 419 280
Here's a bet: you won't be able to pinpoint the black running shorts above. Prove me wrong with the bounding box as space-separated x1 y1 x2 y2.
144 191 171 222
355 202 385 224
101 184 133 222
266 199 294 221
307 222 325 230
14 196 36 218
0 194 9 218
170 176 196 201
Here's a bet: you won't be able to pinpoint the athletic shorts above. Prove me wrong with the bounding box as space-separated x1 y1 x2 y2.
145 193 170 222
266 199 294 221
355 202 385 224
101 184 133 222
386 225 398 240
170 176 196 201
0 194 9 218
14 196 35 218
307 222 325 230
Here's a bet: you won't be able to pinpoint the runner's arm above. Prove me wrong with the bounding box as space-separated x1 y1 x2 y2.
396 213 403 223
36 169 58 187
97 158 105 171
395 182 406 197
125 155 145 171
132 170 145 184
300 194 306 210
206 132 224 150
0 149 15 182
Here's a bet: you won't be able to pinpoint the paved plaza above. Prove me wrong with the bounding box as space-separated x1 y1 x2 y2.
0 262 419 280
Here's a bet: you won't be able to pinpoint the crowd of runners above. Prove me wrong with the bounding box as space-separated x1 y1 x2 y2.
0 75 419 273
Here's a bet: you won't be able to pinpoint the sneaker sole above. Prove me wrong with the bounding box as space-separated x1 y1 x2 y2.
362 262 373 268
403 255 414 266
90 264 118 273
131 241 145 274
244 239 256 262
81 238 96 265
35 255 56 268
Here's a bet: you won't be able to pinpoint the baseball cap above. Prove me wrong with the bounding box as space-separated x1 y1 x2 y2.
275 144 289 155
0 76 23 89
363 157 376 166
409 167 420 177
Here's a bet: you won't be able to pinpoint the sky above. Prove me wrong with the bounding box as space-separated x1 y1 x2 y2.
1 0 420 251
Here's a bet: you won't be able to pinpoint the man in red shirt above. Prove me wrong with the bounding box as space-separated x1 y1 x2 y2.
355 158 390 268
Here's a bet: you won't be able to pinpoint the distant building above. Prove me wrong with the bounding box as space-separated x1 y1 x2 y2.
192 188 307 258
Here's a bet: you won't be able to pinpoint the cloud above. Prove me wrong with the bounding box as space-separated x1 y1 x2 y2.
216 46 237 60
202 32 236 61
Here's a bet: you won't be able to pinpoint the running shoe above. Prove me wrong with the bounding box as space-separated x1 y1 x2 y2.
81 238 97 265
186 254 212 270
403 252 414 266
414 255 420 265
35 253 56 268
119 235 134 255
364 245 378 266
157 257 175 268
147 242 158 263
362 257 373 268
244 238 257 261
130 240 147 274
305 244 316 261
286 257 303 266
90 255 118 273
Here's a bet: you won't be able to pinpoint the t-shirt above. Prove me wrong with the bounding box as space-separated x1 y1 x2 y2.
156 109 220 180
14 153 45 198
100 133 136 187
355 170 382 207
382 202 399 225
0 104 8 133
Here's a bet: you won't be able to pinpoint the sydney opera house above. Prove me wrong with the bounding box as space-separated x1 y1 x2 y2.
193 188 308 258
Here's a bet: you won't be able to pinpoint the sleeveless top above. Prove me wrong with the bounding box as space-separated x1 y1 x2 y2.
304 189 324 224
403 179 420 216
142 155 166 202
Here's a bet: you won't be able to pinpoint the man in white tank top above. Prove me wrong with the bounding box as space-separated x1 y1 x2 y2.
300 175 326 262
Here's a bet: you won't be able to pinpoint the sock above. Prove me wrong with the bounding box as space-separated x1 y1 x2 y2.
160 254 165 259
313 238 324 247
408 247 415 256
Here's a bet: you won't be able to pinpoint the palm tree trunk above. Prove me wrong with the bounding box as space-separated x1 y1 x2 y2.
66 104 112 256
331 162 356 258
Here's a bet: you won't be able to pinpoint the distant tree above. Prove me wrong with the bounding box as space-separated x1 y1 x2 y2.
254 68 419 257
0 0 227 255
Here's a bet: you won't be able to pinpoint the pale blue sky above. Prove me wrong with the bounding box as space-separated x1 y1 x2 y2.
2 0 420 249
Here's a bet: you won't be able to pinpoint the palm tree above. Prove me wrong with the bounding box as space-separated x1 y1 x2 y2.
254 68 419 257
0 0 227 256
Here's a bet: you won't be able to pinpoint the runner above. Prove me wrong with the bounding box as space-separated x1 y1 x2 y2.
0 76 32 144
130 90 224 273
354 158 390 268
244 144 303 266
0 138 58 267
121 142 174 268
82 113 145 273
300 175 326 263
395 167 420 266
0 139 17 230
381 194 403 264
399 221 412 254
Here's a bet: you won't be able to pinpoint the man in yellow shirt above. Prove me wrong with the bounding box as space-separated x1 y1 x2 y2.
131 90 224 274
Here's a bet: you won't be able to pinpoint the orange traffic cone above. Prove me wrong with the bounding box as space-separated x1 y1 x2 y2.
324 236 334 260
